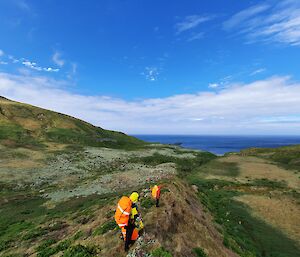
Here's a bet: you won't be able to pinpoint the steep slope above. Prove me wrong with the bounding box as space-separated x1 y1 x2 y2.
0 96 142 149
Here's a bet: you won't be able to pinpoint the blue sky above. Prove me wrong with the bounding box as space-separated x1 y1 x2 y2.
0 0 300 134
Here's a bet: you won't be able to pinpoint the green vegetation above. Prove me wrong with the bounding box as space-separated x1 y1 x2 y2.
0 98 144 149
45 127 143 149
151 247 173 257
1 97 300 257
62 244 97 257
0 123 43 148
73 230 84 240
0 191 116 254
36 238 72 257
188 178 300 257
93 220 117 235
241 145 300 171
36 239 57 252
248 178 287 188
198 160 240 177
193 247 207 257
129 151 216 176
141 197 155 209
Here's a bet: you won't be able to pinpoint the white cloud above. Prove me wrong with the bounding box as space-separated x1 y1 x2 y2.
52 51 65 67
1 72 300 134
209 75 234 89
208 83 219 89
22 61 41 71
44 67 59 72
190 118 204 121
143 67 160 81
175 15 213 34
22 60 59 72
250 68 266 76
223 0 300 46
0 50 60 73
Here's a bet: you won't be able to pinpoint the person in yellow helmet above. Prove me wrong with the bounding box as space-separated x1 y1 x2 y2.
123 192 143 251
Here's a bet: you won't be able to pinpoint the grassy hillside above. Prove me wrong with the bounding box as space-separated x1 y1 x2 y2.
239 144 300 171
0 96 143 149
0 97 299 257
186 145 300 257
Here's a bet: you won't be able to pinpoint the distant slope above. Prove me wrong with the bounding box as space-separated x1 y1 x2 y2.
0 96 143 148
239 144 300 171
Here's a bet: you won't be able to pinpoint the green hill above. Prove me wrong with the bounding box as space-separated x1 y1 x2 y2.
0 97 299 257
0 96 143 149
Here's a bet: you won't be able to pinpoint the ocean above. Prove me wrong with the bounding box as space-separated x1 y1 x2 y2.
133 135 300 155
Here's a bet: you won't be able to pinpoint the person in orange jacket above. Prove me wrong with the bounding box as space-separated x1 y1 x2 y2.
115 192 143 251
151 185 161 207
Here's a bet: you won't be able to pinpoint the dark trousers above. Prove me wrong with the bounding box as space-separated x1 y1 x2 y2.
156 198 159 207
125 221 135 251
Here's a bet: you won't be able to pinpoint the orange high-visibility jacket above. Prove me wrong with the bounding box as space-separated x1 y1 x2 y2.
151 185 161 199
114 196 132 228
121 227 139 241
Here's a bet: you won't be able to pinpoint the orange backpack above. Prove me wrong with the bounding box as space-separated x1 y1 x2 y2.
152 185 158 198
114 196 132 228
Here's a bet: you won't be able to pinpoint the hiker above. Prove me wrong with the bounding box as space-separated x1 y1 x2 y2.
114 191 144 251
151 185 161 207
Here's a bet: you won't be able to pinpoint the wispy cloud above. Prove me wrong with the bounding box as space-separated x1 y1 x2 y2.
223 0 300 46
208 75 233 89
8 55 20 63
187 32 205 42
14 0 31 12
175 15 213 34
0 50 60 73
52 51 65 67
259 115 300 124
208 83 219 89
1 72 300 134
142 67 160 82
250 68 266 76
22 60 59 72
223 4 270 30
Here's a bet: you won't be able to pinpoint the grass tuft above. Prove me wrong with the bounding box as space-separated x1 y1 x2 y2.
93 220 117 236
151 247 173 257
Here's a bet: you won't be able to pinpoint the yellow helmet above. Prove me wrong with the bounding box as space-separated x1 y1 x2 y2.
129 192 139 203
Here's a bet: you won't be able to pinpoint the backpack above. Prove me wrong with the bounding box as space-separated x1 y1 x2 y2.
152 185 160 199
114 196 132 228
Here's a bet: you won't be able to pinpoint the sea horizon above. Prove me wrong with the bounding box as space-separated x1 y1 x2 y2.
133 134 300 155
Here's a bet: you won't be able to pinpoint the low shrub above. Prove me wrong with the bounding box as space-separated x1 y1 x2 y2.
152 247 172 257
141 197 155 209
62 244 96 257
93 220 117 236
193 247 207 257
